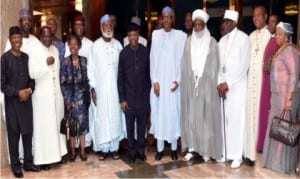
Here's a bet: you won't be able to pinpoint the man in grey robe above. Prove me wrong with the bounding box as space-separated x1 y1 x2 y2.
180 9 223 162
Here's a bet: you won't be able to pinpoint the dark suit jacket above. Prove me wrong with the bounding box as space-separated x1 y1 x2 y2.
1 51 35 134
117 44 151 115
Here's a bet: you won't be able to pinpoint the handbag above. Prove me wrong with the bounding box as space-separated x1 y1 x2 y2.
269 110 300 147
60 111 80 140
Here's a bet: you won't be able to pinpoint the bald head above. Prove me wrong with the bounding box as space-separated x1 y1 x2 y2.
252 6 267 30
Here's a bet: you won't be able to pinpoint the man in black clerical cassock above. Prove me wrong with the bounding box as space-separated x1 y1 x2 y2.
117 23 151 162
1 26 40 178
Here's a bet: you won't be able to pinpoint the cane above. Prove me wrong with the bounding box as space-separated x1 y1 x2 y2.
222 97 227 162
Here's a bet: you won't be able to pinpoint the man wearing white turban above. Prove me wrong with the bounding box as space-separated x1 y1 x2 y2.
180 9 223 162
88 14 125 160
217 10 250 169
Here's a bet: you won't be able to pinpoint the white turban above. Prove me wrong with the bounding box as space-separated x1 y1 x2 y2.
224 10 239 22
192 9 209 23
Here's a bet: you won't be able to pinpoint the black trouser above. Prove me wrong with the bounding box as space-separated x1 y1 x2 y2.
125 113 147 155
7 125 33 169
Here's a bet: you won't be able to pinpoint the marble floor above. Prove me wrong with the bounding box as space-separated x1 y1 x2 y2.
0 139 299 178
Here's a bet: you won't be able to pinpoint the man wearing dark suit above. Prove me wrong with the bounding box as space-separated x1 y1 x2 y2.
1 26 40 178
117 23 151 163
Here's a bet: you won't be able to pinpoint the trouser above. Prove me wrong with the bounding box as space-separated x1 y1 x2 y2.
99 138 120 153
157 139 177 152
7 125 33 169
125 113 147 155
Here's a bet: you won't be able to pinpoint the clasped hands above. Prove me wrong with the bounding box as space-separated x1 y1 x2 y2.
18 88 32 102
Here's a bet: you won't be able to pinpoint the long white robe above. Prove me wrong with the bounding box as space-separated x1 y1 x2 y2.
65 36 94 147
3 35 41 163
88 37 125 151
29 44 67 165
149 29 186 142
218 27 250 161
244 26 271 160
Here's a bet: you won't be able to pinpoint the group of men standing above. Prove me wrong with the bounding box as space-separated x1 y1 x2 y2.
1 4 292 178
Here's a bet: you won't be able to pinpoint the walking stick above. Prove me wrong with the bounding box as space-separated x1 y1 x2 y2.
222 97 227 162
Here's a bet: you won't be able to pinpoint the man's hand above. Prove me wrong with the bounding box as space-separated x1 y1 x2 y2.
121 101 129 112
170 81 179 92
46 56 55 65
66 104 72 112
153 82 160 97
18 89 29 102
217 83 229 99
92 90 97 106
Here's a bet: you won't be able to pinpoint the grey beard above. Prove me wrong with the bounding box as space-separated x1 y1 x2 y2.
194 29 205 39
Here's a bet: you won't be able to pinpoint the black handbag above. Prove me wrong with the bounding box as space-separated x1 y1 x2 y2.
269 110 300 147
60 111 80 140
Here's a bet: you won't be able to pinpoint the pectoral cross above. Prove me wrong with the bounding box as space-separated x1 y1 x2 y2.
255 45 259 55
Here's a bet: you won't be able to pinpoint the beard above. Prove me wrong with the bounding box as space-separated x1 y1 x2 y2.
101 29 114 38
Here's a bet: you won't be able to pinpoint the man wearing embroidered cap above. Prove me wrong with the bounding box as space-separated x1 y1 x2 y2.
149 6 186 161
29 26 67 169
180 9 223 162
123 16 148 47
244 6 271 166
88 14 124 160
3 8 42 166
217 9 250 169
1 26 40 178
46 15 65 62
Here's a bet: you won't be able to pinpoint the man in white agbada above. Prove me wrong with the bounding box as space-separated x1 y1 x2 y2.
3 8 42 164
29 26 67 167
150 6 186 161
88 14 124 160
244 6 271 166
217 10 250 169
64 15 94 149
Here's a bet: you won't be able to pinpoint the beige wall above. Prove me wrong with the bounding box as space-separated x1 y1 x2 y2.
0 0 29 169
0 0 29 53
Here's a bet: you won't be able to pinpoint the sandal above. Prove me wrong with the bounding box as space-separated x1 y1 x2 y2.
99 152 108 161
111 151 120 160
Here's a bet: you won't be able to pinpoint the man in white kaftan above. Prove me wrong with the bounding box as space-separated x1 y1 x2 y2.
29 26 67 165
149 6 186 161
244 6 271 165
217 10 250 169
64 15 94 148
88 14 124 159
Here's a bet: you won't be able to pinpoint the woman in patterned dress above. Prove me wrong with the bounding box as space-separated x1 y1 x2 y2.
60 34 90 162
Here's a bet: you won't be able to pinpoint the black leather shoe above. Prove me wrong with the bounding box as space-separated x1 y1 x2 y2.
137 153 147 161
155 152 164 161
243 158 255 166
171 150 178 160
12 168 23 178
24 164 41 172
128 154 136 163
40 164 50 170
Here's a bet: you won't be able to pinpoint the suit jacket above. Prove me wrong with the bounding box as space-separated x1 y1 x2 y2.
117 44 151 115
1 51 35 134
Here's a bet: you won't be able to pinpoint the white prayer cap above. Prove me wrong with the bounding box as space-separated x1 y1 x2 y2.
100 14 111 24
162 6 174 15
224 10 239 22
277 21 293 35
131 16 141 26
192 9 209 23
